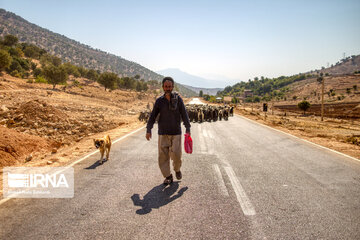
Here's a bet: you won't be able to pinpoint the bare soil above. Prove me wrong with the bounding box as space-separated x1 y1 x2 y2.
274 102 360 119
279 74 360 104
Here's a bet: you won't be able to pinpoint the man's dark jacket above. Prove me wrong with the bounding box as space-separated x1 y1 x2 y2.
146 93 191 135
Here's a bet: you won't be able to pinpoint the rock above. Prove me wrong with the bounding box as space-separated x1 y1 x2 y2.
14 114 24 121
51 148 57 154
1 105 9 112
6 119 15 125
47 160 53 165
24 119 34 125
25 154 33 162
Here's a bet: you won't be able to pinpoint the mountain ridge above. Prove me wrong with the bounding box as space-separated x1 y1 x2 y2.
157 68 235 88
0 8 163 82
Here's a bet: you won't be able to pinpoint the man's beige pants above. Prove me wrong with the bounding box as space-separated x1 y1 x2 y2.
158 135 182 178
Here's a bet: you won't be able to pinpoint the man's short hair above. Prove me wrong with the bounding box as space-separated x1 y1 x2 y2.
162 77 174 86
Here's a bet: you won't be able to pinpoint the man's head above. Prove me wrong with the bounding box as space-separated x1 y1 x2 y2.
162 77 174 95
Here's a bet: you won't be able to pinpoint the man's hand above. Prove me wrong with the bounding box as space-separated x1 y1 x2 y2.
146 132 152 141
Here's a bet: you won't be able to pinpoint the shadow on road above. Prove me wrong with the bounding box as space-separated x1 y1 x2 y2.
131 182 188 215
84 159 108 169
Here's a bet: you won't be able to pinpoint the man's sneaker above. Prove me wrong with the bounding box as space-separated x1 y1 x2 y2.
175 171 182 180
163 174 173 185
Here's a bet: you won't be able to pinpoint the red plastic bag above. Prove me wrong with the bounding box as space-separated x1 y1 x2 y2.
184 133 193 154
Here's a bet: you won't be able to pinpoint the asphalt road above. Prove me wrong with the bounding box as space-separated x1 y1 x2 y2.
1 115 360 239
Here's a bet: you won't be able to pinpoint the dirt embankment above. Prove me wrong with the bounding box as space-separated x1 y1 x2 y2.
274 102 360 119
0 125 59 167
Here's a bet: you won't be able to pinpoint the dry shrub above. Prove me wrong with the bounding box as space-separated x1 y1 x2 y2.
346 135 360 146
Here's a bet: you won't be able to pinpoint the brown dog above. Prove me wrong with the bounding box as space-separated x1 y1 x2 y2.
93 135 112 164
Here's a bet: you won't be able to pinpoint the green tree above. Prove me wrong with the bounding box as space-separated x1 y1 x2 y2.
231 96 238 103
24 45 40 59
52 56 62 67
297 100 311 115
199 90 203 97
33 68 42 78
8 59 23 74
142 82 148 91
3 35 18 46
98 72 118 91
86 69 99 81
245 97 253 103
317 75 323 83
62 63 79 77
137 80 148 91
0 49 12 72
40 54 62 67
30 62 37 71
13 57 30 71
43 65 68 89
8 47 24 57
253 96 261 102
136 81 142 91
121 77 136 89
77 66 88 77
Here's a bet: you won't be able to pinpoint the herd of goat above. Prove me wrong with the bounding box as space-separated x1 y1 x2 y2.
139 104 234 123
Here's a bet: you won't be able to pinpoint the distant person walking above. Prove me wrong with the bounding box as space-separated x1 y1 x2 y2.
146 77 191 185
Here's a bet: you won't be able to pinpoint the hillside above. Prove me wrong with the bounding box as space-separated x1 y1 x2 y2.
218 55 360 103
183 84 223 96
157 68 232 88
317 55 360 76
0 9 163 82
174 83 197 97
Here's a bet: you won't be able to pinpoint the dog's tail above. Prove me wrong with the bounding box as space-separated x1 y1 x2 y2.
106 135 111 142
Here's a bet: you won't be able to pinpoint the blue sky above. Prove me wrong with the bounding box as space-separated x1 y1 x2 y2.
1 0 360 85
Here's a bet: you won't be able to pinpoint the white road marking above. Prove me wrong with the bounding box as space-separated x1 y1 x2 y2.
207 138 215 155
198 124 207 153
203 128 209 138
206 129 215 154
207 129 214 139
212 164 229 197
201 127 216 154
236 115 360 163
0 126 146 206
224 166 256 216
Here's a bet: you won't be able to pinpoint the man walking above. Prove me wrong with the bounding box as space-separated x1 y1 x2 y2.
146 77 191 185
